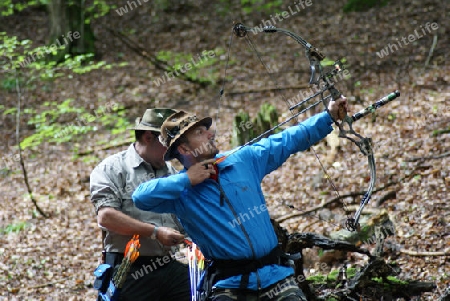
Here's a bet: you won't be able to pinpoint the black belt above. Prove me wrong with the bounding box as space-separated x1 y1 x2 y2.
105 252 173 267
212 246 282 278
205 246 283 292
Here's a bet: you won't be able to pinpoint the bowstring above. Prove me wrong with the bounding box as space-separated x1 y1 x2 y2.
214 30 235 140
242 33 353 227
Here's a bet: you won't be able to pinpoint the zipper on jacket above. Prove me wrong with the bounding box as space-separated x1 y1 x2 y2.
216 178 262 291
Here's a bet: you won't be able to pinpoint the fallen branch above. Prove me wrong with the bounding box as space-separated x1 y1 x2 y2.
399 248 450 257
346 258 436 299
227 84 310 95
405 151 450 162
108 29 211 87
276 165 426 223
276 184 397 223
13 67 48 218
375 190 396 206
432 127 450 137
287 232 373 258
24 277 69 289
339 206 382 215
77 139 133 156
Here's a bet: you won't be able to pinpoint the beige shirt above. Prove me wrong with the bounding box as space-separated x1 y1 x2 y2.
90 143 181 256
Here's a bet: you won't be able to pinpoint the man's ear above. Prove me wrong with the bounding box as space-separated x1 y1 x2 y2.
177 143 190 155
143 131 155 144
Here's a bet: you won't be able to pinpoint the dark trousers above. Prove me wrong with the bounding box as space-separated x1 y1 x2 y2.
104 253 191 301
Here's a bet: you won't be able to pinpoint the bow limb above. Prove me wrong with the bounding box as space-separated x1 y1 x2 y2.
338 90 400 231
348 153 376 231
234 24 324 60
234 23 325 85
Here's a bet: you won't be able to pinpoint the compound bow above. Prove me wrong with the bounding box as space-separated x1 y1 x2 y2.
217 23 400 232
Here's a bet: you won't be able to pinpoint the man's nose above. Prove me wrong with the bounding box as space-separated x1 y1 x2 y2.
207 128 216 139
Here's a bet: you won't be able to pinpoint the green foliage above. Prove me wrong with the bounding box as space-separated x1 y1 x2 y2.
321 57 347 67
308 267 410 294
0 75 20 92
217 0 282 15
232 111 253 147
241 0 282 14
371 276 408 289
231 103 279 147
153 0 171 11
307 267 358 285
254 102 279 136
387 112 396 121
85 0 116 21
0 31 130 150
19 99 92 148
307 274 328 284
16 99 130 149
0 0 44 16
79 155 100 164
384 276 408 284
155 48 225 85
0 0 114 20
0 221 28 234
328 267 357 281
431 127 450 137
343 0 390 12
320 57 338 67
98 107 130 135
0 32 120 81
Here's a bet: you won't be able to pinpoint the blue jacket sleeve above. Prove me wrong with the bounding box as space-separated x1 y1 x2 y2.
132 172 191 214
242 111 334 180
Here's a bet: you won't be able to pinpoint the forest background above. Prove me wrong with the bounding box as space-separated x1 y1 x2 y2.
0 0 449 300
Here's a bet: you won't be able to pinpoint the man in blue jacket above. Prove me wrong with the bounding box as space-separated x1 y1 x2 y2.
133 97 347 300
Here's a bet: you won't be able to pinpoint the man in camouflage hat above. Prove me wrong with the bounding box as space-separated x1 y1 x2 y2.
132 97 348 300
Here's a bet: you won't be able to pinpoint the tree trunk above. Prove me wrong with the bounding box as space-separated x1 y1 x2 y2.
47 0 95 62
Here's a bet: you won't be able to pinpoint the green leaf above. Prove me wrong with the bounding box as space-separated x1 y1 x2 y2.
3 107 17 115
320 57 336 66
1 221 28 234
